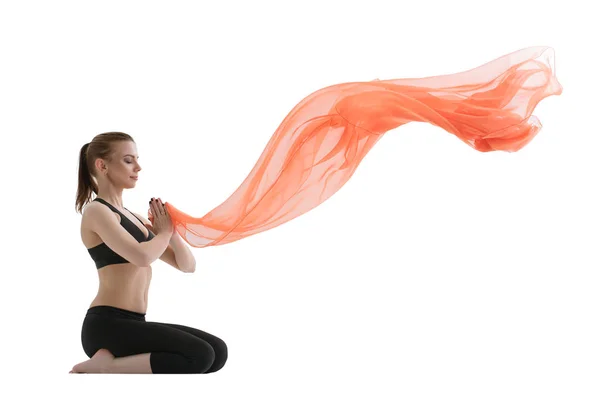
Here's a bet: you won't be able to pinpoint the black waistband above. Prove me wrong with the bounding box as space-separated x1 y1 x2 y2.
86 305 146 321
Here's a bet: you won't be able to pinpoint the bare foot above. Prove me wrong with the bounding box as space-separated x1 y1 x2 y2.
70 348 115 373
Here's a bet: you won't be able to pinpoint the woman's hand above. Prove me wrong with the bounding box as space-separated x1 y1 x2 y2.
149 197 174 236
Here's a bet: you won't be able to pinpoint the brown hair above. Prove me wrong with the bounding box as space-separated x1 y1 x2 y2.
75 131 135 214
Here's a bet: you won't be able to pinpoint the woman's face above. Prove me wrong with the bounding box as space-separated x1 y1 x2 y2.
96 141 142 187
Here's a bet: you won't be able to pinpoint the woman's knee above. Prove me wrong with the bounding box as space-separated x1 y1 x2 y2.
205 338 228 373
188 341 216 373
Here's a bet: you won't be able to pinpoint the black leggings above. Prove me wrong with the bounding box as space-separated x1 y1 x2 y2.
81 305 228 374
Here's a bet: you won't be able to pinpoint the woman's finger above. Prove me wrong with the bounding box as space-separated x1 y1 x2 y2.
150 198 159 216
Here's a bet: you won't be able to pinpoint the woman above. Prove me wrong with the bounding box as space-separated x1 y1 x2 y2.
70 131 227 374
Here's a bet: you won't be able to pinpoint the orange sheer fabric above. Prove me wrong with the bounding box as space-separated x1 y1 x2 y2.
150 46 562 248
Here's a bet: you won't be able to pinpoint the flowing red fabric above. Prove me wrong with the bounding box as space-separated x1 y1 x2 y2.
150 46 562 248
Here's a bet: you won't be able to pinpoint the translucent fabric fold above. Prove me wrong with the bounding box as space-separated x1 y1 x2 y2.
150 46 562 248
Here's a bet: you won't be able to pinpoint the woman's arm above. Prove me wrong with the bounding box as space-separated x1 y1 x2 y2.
133 211 196 273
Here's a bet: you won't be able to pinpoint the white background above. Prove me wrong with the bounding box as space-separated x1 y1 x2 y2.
1 0 597 399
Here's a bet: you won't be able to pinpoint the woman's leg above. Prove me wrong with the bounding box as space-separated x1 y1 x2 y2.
150 321 228 373
81 312 216 374
108 352 153 374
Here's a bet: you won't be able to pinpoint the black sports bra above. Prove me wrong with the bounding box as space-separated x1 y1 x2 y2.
87 197 155 269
